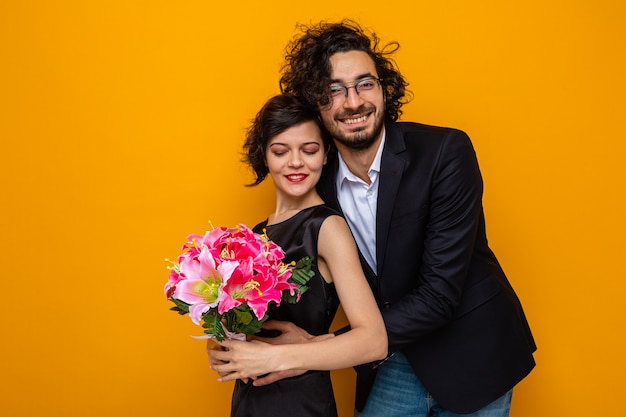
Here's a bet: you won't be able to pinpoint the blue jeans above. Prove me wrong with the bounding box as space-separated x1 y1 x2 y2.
355 353 513 417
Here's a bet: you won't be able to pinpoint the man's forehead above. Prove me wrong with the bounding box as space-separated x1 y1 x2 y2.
329 51 377 80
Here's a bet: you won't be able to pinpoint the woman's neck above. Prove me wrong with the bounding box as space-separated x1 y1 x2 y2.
269 193 323 225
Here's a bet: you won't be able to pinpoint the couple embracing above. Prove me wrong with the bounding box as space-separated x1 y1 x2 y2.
207 20 536 417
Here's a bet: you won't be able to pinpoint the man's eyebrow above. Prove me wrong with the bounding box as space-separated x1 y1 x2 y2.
329 73 376 84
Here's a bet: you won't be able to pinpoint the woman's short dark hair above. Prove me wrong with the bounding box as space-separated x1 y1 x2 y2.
243 94 331 186
279 19 411 121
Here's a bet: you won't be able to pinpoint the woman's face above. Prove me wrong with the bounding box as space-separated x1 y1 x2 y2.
265 120 327 201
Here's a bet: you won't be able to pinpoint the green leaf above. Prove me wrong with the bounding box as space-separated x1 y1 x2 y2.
201 311 226 341
234 308 253 326
283 256 315 304
169 298 191 314
169 306 189 316
237 319 264 335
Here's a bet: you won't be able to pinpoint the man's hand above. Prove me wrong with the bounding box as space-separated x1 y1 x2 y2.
249 320 317 345
251 369 307 386
247 320 334 386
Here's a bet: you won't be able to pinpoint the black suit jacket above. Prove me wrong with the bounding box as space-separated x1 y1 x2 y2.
317 121 536 414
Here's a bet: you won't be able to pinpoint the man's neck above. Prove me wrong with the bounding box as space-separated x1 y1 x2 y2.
334 133 384 184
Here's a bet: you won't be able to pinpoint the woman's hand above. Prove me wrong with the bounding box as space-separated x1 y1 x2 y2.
206 339 254 384
207 321 334 384
209 339 283 382
248 321 336 386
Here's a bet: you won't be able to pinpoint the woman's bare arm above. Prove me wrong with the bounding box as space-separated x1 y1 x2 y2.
209 215 387 381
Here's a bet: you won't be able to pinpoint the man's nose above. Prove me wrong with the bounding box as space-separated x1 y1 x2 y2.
343 86 365 108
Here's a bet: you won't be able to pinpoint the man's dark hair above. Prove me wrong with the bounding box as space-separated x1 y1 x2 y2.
280 19 411 121
243 94 331 186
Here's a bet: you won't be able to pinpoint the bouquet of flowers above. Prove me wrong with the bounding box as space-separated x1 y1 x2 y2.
164 224 314 341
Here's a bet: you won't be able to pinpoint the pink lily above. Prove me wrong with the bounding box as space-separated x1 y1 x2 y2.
173 246 238 324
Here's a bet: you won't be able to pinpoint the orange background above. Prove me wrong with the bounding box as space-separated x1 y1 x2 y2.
1 1 624 416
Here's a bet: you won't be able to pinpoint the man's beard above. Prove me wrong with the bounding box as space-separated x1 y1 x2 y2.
328 107 385 151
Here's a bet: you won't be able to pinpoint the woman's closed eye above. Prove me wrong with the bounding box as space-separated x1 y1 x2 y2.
302 144 321 155
269 143 320 157
268 144 289 156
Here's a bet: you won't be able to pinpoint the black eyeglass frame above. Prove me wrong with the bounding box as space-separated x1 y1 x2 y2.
328 77 383 98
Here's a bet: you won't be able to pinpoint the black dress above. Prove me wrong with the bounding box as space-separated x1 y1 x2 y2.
230 205 341 417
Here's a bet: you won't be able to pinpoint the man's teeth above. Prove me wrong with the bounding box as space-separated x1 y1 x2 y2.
344 115 368 124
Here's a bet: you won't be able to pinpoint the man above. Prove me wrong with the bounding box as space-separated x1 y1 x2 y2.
272 20 536 417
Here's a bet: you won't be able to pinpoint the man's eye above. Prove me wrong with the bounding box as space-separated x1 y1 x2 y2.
329 85 344 96
359 80 375 89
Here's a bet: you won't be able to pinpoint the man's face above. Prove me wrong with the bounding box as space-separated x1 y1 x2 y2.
318 50 386 151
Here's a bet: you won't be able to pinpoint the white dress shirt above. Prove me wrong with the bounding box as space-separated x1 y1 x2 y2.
335 132 386 272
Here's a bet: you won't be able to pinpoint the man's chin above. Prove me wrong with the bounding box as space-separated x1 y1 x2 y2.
335 132 378 150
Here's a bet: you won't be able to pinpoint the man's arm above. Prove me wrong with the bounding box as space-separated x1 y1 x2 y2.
381 130 484 353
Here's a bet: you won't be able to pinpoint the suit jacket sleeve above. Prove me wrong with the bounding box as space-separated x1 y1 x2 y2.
380 128 485 353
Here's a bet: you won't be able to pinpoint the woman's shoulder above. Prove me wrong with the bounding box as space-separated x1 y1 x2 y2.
251 219 268 234
312 204 342 220
317 207 351 240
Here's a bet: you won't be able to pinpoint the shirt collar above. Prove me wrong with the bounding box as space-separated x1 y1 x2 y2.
337 129 386 186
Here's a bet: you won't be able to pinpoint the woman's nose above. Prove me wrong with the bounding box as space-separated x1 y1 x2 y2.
288 154 304 167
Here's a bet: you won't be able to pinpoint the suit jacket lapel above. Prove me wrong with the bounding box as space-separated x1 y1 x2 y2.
376 123 407 276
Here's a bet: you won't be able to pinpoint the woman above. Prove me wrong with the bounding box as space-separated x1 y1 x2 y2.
209 94 387 417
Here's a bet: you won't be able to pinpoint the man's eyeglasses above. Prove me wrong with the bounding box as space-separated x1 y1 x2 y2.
328 77 382 99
